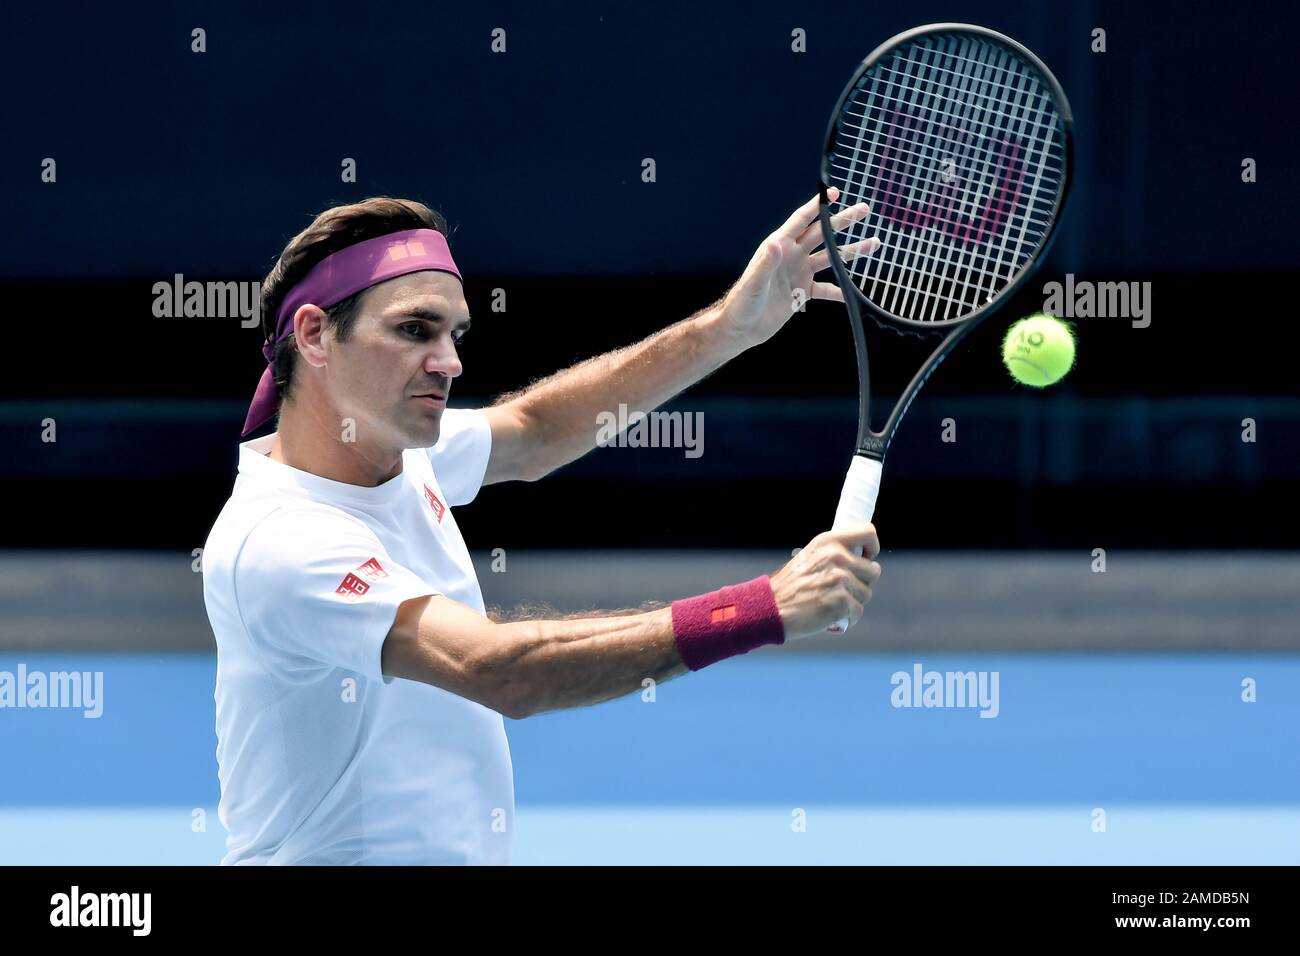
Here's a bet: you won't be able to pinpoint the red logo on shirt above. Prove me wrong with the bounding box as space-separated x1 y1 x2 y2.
335 573 370 599
335 558 388 600
357 557 389 579
422 484 445 523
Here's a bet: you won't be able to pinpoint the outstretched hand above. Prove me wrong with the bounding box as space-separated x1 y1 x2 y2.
718 187 882 349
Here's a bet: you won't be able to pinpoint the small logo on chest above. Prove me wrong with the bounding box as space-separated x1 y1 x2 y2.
422 484 446 523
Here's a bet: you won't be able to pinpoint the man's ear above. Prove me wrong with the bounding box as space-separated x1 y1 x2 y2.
292 305 330 369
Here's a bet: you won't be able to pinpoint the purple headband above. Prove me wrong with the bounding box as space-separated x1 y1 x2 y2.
241 228 462 436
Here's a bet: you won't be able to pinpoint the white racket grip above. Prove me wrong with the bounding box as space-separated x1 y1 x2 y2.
827 455 883 633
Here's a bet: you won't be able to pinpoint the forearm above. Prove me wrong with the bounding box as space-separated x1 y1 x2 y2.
388 574 800 719
484 608 688 718
496 299 742 478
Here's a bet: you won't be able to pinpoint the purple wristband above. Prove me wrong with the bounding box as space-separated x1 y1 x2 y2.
671 575 786 671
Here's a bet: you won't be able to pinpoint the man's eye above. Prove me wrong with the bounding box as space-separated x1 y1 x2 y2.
401 322 465 343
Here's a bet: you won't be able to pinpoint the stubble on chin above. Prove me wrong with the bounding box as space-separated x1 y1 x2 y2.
403 410 441 450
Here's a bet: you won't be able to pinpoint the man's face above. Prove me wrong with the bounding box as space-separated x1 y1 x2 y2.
323 270 470 450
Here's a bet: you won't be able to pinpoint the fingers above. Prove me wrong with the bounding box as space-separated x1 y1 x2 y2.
777 190 830 243
837 564 872 605
809 281 845 303
838 563 877 627
798 199 873 252
829 547 881 598
809 236 882 274
849 552 883 588
826 523 880 559
839 589 867 629
835 556 880 630
829 200 872 235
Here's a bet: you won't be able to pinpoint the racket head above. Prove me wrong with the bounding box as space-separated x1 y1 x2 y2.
819 23 1073 332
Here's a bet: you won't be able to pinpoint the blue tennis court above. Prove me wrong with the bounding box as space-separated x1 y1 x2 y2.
4 651 1295 864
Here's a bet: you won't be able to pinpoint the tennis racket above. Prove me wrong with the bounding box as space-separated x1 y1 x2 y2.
821 23 1073 631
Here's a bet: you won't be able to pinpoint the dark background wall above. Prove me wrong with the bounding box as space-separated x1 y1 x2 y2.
2 0 1296 550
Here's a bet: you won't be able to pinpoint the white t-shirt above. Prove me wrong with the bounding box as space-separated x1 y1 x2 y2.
202 408 514 865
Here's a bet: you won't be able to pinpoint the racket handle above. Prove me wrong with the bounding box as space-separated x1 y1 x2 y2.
827 455 883 633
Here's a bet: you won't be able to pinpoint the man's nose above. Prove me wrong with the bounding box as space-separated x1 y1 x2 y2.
426 342 462 380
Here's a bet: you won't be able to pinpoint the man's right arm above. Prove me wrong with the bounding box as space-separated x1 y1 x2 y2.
383 595 686 719
381 525 882 719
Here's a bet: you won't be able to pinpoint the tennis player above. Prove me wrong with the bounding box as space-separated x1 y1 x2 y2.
202 195 882 865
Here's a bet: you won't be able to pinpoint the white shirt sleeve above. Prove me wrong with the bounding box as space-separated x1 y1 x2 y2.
426 407 494 507
234 507 437 680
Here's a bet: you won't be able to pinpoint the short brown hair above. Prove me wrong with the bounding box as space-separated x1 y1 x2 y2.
260 197 451 404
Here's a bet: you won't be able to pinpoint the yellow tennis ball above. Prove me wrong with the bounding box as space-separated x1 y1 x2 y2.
1002 313 1076 387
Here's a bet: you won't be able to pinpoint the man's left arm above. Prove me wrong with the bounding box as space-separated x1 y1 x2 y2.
480 190 879 485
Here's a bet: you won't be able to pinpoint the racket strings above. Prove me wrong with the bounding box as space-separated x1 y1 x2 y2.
847 70 1060 145
859 42 1062 185
848 41 1055 320
826 157 1058 231
868 57 1056 108
832 109 1064 174
828 32 1065 324
842 69 1064 197
862 43 1048 317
